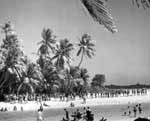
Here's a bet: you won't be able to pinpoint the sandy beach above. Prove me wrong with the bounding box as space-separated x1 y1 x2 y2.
0 92 149 112
0 90 150 121
0 101 150 121
0 90 150 111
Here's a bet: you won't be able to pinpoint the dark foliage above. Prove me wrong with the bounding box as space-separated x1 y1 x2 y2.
134 117 150 121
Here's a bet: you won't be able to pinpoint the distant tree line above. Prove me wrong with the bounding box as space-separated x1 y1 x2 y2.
105 83 150 89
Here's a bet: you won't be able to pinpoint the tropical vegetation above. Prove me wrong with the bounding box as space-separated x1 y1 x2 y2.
0 0 149 98
0 22 101 98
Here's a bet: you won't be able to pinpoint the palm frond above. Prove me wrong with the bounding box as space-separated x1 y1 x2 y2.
91 51 95 56
81 0 117 33
87 43 95 47
132 0 150 9
87 46 95 51
37 40 45 45
51 55 58 60
86 50 92 58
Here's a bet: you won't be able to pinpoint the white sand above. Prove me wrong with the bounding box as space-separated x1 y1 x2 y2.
0 90 150 111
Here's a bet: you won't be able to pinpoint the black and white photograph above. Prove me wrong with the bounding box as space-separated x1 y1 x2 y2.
0 0 150 121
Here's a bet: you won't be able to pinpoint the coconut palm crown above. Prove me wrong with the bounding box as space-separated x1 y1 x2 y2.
17 60 45 94
52 39 74 70
77 34 95 68
0 22 24 90
38 28 57 58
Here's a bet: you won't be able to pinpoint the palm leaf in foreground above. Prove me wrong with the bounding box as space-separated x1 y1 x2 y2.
80 0 117 33
132 0 150 9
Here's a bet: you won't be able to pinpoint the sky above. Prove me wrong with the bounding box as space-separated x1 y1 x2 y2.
0 0 150 85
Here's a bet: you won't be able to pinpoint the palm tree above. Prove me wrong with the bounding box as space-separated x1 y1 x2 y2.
56 69 75 98
77 33 95 68
0 21 14 37
72 68 89 96
80 0 150 33
37 29 57 92
0 68 16 94
17 61 45 94
52 39 74 70
38 28 57 59
0 22 24 91
41 61 59 94
80 67 89 87
69 66 81 79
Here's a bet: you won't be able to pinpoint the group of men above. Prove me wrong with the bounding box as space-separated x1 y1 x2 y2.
64 107 94 121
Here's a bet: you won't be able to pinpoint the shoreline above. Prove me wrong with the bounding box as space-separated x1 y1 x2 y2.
0 91 150 112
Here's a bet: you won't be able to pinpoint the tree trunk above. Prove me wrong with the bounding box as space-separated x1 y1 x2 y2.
0 72 5 88
17 83 23 95
0 71 10 89
13 66 22 81
27 83 34 94
78 52 84 68
9 85 12 94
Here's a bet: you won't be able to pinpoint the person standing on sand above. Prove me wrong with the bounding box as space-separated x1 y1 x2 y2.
83 107 87 121
40 104 43 111
86 107 94 121
127 106 131 116
133 106 137 117
138 104 142 114
64 108 69 121
76 109 82 120
83 96 86 104
37 108 44 121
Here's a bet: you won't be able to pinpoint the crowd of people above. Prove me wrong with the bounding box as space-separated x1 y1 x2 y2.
3 93 51 103
123 103 142 117
0 105 24 112
62 107 95 121
1 88 148 103
89 88 147 98
35 103 145 121
36 105 98 121
0 88 148 112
